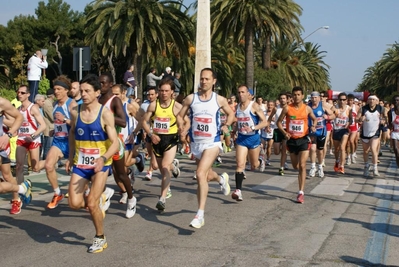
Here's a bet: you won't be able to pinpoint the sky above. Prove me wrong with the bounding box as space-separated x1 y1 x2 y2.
1 0 398 93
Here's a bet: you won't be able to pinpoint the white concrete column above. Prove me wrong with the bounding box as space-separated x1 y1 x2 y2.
194 0 211 93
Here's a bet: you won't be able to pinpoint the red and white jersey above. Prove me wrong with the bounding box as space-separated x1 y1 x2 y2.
18 103 38 140
391 109 399 140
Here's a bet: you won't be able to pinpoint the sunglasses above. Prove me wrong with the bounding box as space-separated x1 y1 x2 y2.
17 91 27 95
339 99 347 101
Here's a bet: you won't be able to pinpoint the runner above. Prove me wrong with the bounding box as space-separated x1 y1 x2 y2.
347 94 360 165
0 96 32 214
273 93 290 175
177 68 234 228
277 86 317 203
66 74 119 253
44 76 77 209
231 85 268 201
357 94 386 177
69 81 83 105
332 93 352 174
388 95 399 167
98 73 136 218
142 78 182 211
308 91 335 178
15 85 46 196
262 100 276 166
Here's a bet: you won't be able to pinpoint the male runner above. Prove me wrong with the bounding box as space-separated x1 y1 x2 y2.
67 74 119 253
277 87 317 203
177 68 234 228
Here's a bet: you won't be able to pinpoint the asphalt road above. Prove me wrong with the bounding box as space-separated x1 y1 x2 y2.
0 145 398 267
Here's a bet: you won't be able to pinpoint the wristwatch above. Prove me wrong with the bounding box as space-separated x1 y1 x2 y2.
63 118 67 123
7 132 13 138
250 125 256 131
31 134 36 139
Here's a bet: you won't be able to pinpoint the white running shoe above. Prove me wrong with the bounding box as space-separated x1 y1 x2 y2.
266 159 271 166
220 172 230 196
309 167 316 177
119 192 128 204
190 216 204 229
231 189 243 201
145 171 152 181
351 155 357 164
88 236 107 253
346 157 351 166
373 168 380 177
363 165 370 177
318 167 324 178
259 157 265 172
126 196 137 218
284 162 289 170
103 187 114 211
172 158 179 168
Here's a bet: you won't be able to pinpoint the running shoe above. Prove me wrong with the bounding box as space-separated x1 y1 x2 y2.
103 187 114 211
220 172 230 196
373 168 380 177
126 196 137 218
297 192 304 204
284 162 289 170
189 215 204 229
216 156 223 164
279 168 284 176
88 236 107 253
318 167 324 178
339 166 345 174
309 167 316 177
259 157 265 172
135 153 146 173
145 171 152 181
266 159 271 166
334 162 339 172
346 157 351 166
156 200 166 211
20 179 32 204
172 159 179 168
47 193 64 209
351 155 357 164
119 192 128 204
193 171 197 180
166 188 172 199
184 146 190 154
10 199 22 215
231 189 243 201
378 151 383 157
363 165 370 177
128 166 135 185
172 165 180 178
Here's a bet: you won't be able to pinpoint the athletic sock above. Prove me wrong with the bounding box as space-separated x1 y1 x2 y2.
54 187 61 196
18 185 26 194
196 209 204 218
235 172 245 190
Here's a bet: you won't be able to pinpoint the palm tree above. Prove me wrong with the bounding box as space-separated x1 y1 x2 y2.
211 0 302 89
85 0 194 96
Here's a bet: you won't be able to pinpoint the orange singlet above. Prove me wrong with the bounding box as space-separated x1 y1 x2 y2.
285 103 309 139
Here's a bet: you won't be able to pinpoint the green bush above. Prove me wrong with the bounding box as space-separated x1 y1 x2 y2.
39 76 50 95
0 88 17 101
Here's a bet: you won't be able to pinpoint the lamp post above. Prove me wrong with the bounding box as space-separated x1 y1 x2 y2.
302 26 329 41
254 80 258 97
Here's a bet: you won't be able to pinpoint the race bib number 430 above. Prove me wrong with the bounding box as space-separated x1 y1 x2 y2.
193 117 212 137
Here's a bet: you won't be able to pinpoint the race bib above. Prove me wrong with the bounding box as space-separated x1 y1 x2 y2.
19 122 30 136
237 116 251 133
394 117 399 132
288 119 304 137
76 148 100 169
336 117 347 128
54 120 68 137
316 117 325 129
193 117 212 137
153 117 170 134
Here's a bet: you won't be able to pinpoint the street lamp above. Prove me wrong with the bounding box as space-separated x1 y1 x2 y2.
303 26 329 41
254 81 258 97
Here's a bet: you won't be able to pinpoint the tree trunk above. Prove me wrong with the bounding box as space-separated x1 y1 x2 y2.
107 52 116 83
245 20 254 89
262 34 271 70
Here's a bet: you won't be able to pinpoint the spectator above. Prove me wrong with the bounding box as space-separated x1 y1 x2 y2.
146 67 163 87
27 50 48 103
42 88 55 160
162 66 174 81
174 72 182 93
123 64 136 97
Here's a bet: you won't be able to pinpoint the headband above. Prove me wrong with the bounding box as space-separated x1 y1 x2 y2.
54 80 70 90
310 92 320 97
368 95 379 101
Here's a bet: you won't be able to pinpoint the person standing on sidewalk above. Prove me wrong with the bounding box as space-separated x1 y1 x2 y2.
277 86 317 203
66 74 119 253
177 68 234 228
142 79 182 212
27 50 48 103
231 85 268 201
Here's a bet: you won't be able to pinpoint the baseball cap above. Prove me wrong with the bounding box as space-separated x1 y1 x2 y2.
248 88 254 96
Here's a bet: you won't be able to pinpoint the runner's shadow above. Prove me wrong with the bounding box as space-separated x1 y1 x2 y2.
341 255 396 266
0 215 86 246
